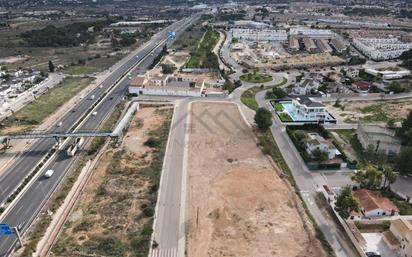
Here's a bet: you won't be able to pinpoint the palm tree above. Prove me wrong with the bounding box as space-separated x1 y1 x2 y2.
382 165 398 190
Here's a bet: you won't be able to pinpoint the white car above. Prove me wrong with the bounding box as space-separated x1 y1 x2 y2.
44 169 54 178
99 85 103 89
92 111 97 116
56 121 63 127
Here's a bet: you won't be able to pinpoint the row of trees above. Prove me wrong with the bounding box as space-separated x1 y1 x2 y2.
396 110 412 175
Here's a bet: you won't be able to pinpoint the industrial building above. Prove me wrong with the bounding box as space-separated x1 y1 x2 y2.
289 37 299 52
303 38 316 52
231 29 288 42
289 28 336 39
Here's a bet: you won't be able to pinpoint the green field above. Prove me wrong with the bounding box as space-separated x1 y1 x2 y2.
14 76 95 125
186 29 220 69
240 73 273 83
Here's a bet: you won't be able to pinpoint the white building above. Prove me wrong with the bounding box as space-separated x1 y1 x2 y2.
289 28 336 39
351 189 399 219
233 20 272 29
231 28 288 42
291 96 329 121
128 75 205 97
304 132 339 160
292 78 320 95
352 38 412 61
364 68 411 80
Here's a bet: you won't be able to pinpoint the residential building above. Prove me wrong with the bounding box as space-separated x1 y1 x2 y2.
353 81 370 93
345 68 359 79
129 74 205 97
357 124 402 155
352 189 399 219
292 78 320 95
291 96 328 121
352 37 412 61
304 132 339 160
385 219 412 257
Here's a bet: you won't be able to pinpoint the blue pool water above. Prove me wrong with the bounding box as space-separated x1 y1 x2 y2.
277 101 335 122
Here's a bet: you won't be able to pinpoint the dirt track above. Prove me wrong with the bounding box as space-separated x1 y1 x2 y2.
185 102 327 257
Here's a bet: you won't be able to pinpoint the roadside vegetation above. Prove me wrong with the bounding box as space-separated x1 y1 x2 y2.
18 101 129 257
240 77 287 111
240 72 272 83
186 28 220 69
52 108 172 257
1 76 94 133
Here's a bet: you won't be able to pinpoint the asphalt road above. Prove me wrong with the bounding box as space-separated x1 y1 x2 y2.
254 90 358 257
0 14 199 257
152 99 190 257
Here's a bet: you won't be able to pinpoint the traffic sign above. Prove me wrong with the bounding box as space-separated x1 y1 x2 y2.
0 224 12 236
166 31 175 38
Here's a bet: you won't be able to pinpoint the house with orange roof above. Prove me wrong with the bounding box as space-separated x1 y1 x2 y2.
352 189 399 219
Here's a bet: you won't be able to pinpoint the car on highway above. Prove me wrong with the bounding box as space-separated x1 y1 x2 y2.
56 121 63 127
365 252 381 257
90 95 95 100
44 169 54 178
99 85 103 89
92 111 98 116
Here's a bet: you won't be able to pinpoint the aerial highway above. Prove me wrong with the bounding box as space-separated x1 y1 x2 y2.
0 13 200 257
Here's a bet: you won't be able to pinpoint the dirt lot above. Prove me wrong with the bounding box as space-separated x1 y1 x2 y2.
326 99 412 123
185 102 327 257
51 106 172 257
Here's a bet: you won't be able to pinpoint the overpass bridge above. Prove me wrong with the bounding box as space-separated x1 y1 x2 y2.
0 102 140 147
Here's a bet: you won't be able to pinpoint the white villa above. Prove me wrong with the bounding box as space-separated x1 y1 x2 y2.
304 132 339 160
291 96 328 121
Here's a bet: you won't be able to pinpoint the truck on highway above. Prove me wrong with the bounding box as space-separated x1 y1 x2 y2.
67 137 84 156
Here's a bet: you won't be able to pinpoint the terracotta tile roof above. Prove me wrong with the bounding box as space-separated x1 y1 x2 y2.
353 189 399 213
131 76 147 87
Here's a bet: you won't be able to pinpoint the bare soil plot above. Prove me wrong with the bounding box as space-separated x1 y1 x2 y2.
51 107 172 257
186 102 327 257
325 99 412 123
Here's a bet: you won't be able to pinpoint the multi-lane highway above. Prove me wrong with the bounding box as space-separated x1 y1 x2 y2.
0 14 199 257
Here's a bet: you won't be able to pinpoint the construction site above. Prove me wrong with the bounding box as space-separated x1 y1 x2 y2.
185 102 327 257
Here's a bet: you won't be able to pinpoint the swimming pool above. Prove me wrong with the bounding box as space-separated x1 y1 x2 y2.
276 101 336 122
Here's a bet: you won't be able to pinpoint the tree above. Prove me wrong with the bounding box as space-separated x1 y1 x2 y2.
398 110 412 146
48 60 55 72
382 165 397 190
400 49 412 69
396 146 412 175
351 165 383 190
272 88 287 99
334 186 360 219
254 108 272 131
312 149 329 162
161 64 176 74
